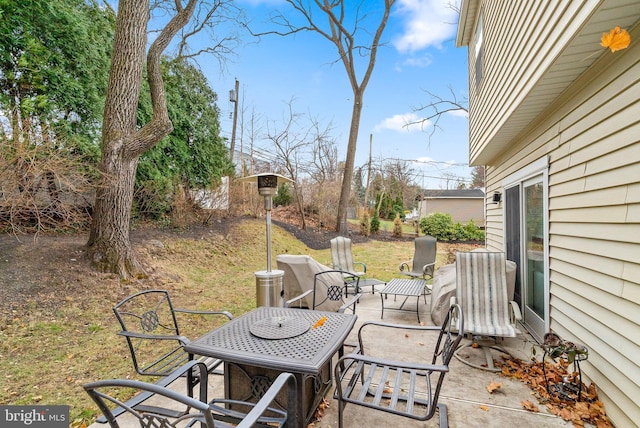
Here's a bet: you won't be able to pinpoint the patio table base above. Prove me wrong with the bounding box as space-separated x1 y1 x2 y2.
225 360 332 425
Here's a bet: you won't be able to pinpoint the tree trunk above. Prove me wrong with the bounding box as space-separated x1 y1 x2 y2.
87 156 144 278
336 91 364 234
294 183 306 230
87 0 149 279
87 0 194 280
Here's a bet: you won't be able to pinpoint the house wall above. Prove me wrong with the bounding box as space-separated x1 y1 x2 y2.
477 14 640 428
418 198 485 226
467 1 601 164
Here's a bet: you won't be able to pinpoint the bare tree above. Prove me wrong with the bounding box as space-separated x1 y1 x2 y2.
309 120 339 184
87 0 238 279
409 87 468 142
264 99 311 229
260 0 396 234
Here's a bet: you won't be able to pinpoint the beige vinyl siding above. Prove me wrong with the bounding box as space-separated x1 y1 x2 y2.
422 198 484 225
480 19 640 428
469 1 601 164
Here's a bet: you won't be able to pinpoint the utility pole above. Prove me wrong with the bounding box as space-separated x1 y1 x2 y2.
229 78 239 159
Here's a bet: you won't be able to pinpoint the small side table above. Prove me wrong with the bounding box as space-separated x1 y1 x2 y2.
380 278 427 323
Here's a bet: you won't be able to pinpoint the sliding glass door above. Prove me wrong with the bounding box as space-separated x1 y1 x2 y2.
522 178 545 338
504 159 548 342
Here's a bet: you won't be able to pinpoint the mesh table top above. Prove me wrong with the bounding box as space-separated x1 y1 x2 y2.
185 307 357 374
381 278 427 296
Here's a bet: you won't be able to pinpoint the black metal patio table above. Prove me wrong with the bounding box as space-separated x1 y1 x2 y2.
185 306 357 427
380 278 427 323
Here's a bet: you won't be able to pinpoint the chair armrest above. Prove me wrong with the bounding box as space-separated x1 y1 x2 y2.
353 261 367 273
399 261 411 272
236 372 297 428
509 301 522 322
336 352 449 376
355 320 441 350
422 262 436 276
174 308 233 320
284 289 314 308
338 293 362 313
117 331 190 346
91 360 209 423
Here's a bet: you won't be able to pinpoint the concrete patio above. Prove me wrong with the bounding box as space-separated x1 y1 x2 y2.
316 290 573 427
89 289 576 428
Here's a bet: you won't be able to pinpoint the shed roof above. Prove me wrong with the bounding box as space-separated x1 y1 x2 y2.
422 189 485 198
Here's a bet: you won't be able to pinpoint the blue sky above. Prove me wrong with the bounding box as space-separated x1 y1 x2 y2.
202 0 470 189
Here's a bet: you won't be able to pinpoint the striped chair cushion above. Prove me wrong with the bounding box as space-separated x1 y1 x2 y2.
330 236 363 275
455 252 517 337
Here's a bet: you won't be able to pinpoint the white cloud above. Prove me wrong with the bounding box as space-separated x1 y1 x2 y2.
373 113 431 133
393 0 460 54
414 156 435 165
401 53 433 68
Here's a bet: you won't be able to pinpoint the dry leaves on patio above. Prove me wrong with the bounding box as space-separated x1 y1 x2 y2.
486 381 502 394
499 357 613 427
309 397 330 427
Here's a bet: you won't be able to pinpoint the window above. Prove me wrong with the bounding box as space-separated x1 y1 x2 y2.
475 12 483 88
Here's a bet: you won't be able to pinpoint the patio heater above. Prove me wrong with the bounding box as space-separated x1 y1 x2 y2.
240 173 293 307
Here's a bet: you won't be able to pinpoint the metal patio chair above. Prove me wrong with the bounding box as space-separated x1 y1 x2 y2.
285 269 362 314
84 360 297 428
330 236 384 294
451 252 522 372
399 235 437 281
112 290 233 381
333 304 464 428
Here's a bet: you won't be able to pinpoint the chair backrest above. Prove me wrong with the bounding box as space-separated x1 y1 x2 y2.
113 290 184 376
413 235 437 276
277 254 333 308
330 236 356 273
313 270 357 313
455 252 517 337
84 375 216 428
429 303 464 408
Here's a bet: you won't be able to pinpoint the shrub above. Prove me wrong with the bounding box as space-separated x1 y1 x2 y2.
419 213 485 241
273 183 292 206
393 212 403 237
370 211 380 234
360 211 370 237
464 219 485 241
419 213 454 240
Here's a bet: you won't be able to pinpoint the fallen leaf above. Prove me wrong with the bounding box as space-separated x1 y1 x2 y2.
312 317 327 329
479 405 489 411
471 342 480 348
404 333 409 338
521 400 539 413
486 381 502 393
600 26 631 52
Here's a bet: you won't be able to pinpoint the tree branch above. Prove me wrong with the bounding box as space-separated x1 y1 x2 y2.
408 87 468 142
128 0 197 158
